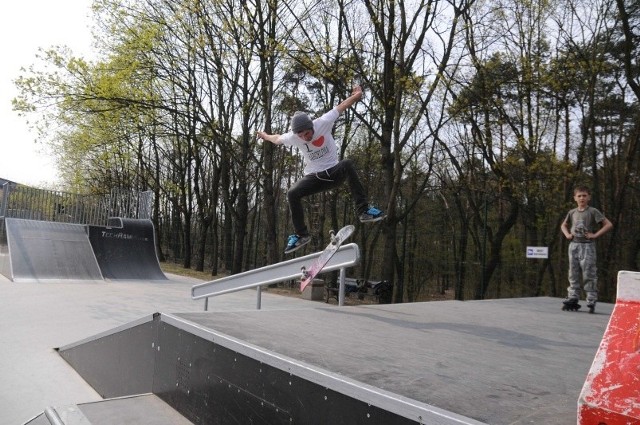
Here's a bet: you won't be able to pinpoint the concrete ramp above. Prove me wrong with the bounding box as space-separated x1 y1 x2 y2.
0 217 166 282
88 218 166 280
3 218 103 282
58 311 481 425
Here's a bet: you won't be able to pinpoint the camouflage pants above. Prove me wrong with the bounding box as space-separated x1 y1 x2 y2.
567 242 598 302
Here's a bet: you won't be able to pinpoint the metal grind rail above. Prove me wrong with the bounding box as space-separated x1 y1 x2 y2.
192 243 360 310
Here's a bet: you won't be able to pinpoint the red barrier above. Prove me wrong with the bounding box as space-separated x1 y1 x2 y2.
578 271 640 424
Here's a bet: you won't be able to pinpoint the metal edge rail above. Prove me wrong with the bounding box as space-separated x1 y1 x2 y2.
191 243 360 300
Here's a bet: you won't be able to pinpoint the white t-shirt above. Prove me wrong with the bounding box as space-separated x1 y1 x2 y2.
281 108 339 175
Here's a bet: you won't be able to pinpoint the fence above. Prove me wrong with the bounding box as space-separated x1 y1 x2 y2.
0 182 153 226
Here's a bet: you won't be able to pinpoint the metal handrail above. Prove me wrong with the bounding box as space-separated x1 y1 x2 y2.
192 243 360 310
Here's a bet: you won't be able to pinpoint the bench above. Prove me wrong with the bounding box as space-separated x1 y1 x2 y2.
325 279 393 304
325 278 360 303
325 285 340 303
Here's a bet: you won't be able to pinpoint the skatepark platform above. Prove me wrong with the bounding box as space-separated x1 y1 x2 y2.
0 265 615 424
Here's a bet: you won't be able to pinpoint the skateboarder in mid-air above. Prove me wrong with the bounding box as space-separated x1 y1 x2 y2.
257 85 386 254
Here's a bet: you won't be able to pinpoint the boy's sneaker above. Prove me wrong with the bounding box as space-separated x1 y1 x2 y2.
284 234 311 254
359 206 386 223
562 297 581 311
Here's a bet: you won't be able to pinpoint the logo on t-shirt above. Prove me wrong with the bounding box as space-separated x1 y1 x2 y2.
304 135 329 161
574 221 586 238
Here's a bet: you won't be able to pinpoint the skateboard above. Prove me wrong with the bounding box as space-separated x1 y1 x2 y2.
300 225 355 292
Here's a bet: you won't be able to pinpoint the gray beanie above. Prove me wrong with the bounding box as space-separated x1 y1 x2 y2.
291 111 314 133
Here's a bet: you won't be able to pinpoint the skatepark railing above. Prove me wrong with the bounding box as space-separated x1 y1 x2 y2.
0 184 154 226
192 243 360 310
0 182 9 219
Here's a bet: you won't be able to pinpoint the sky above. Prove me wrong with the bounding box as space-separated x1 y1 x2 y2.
0 0 94 188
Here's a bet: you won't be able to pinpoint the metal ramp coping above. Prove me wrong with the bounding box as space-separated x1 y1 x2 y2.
191 242 360 308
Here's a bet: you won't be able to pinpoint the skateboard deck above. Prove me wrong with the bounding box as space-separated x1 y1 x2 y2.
300 225 355 292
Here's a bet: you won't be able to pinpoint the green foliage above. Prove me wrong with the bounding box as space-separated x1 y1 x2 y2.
10 0 640 303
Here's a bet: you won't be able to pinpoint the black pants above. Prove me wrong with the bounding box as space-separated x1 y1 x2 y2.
288 159 368 236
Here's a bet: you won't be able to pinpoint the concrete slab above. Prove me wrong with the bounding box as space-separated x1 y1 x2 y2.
28 394 194 425
175 297 613 424
0 268 612 425
0 273 309 424
80 394 194 425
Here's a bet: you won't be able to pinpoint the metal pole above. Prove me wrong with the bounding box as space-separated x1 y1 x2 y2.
338 267 346 306
44 407 65 425
257 286 262 310
204 297 208 311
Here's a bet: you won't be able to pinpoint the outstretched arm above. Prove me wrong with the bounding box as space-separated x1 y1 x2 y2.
256 130 283 145
336 85 363 114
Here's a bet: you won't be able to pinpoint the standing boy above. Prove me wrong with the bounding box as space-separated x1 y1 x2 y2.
257 85 386 254
560 185 613 312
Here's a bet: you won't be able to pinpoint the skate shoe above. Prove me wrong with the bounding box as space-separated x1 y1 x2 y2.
359 206 386 223
284 234 311 254
562 297 581 312
587 300 596 314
